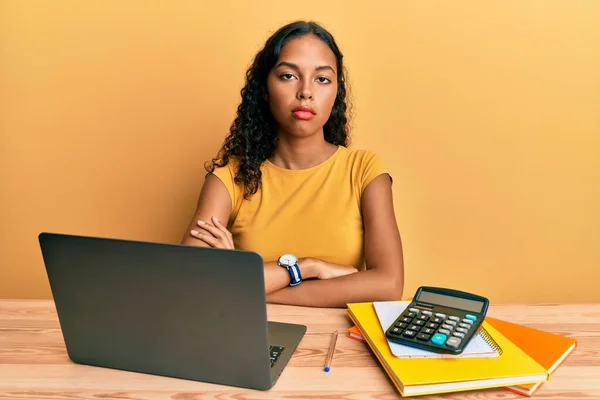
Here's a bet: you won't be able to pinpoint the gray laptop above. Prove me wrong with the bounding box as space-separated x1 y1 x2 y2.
38 232 306 390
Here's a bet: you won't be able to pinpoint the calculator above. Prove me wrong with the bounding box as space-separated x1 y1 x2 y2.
385 286 489 354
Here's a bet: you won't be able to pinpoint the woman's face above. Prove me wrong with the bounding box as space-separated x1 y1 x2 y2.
266 34 338 139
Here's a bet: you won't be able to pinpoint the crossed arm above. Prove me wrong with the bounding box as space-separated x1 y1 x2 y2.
182 173 404 307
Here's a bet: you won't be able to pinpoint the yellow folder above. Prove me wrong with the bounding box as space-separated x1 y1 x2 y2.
347 302 548 397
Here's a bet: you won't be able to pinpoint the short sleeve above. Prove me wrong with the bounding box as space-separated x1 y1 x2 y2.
210 161 244 219
358 151 392 193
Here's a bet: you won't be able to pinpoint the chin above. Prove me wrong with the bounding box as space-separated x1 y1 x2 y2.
286 128 321 139
280 121 324 138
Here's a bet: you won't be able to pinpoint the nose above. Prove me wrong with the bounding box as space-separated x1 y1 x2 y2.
296 83 314 100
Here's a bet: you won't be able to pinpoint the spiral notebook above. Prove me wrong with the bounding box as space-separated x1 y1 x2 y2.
373 301 501 358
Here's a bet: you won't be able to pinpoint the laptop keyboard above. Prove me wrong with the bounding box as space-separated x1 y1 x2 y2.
269 345 285 367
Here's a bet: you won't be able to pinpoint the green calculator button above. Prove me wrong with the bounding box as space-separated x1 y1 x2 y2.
431 333 447 345
465 314 477 321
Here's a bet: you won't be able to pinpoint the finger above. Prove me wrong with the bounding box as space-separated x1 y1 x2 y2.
189 236 213 247
190 229 223 248
212 217 234 249
341 266 358 276
196 220 225 240
212 216 234 249
211 216 227 232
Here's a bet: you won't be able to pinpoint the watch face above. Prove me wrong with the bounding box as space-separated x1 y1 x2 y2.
279 253 298 267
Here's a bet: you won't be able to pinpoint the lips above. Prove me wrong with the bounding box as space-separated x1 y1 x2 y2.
292 106 316 121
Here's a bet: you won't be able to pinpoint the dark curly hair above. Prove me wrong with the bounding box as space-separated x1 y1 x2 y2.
205 20 352 199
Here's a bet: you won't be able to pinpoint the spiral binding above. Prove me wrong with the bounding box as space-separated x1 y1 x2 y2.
479 325 504 355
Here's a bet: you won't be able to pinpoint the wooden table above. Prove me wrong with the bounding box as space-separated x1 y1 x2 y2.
1 300 598 399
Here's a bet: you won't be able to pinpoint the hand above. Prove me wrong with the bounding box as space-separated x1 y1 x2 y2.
299 257 358 280
190 216 234 249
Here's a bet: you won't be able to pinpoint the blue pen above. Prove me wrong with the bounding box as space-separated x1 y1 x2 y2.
324 330 338 372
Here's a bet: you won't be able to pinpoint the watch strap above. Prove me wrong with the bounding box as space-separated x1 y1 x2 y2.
287 262 303 286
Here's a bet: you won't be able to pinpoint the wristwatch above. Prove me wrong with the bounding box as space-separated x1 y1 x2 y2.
278 254 303 286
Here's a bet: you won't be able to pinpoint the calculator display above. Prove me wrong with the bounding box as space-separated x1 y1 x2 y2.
417 291 484 313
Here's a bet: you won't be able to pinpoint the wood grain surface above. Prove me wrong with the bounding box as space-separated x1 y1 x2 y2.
1 300 598 399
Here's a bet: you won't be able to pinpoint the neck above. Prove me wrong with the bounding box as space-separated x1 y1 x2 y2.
269 134 338 170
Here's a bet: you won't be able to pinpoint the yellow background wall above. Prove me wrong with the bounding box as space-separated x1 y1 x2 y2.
1 1 599 302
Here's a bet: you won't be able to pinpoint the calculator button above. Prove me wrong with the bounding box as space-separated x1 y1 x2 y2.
395 322 408 329
445 320 457 326
402 330 417 338
416 333 431 341
448 316 460 322
400 317 412 323
435 313 446 319
409 324 421 331
389 327 402 335
431 317 443 324
426 322 439 329
459 323 471 329
422 310 433 316
422 328 435 335
446 337 462 348
465 314 477 321
452 332 465 338
438 328 451 335
403 312 416 318
461 318 474 325
441 324 454 331
414 319 426 326
409 308 420 313
431 333 447 345
456 327 468 334
417 314 430 321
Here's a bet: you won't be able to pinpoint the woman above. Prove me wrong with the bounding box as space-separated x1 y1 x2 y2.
182 21 404 307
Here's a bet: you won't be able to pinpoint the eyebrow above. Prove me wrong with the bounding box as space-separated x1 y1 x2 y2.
274 61 336 74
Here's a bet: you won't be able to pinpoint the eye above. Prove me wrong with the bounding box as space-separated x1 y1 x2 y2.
279 73 296 80
316 77 332 84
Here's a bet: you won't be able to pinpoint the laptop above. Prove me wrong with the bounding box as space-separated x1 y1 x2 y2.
38 232 306 390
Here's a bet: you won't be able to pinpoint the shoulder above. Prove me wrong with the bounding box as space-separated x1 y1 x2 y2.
338 147 388 175
341 147 385 166
209 158 244 214
211 158 245 189
338 147 391 192
212 157 240 176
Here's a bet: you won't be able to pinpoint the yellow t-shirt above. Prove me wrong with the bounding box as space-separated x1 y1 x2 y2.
212 146 389 270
